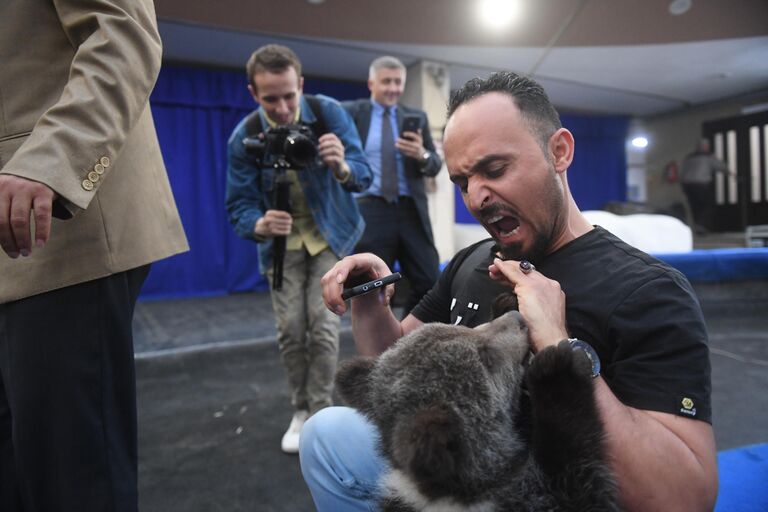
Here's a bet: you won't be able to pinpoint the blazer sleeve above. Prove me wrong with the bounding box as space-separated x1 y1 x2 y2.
1 0 163 215
419 111 443 178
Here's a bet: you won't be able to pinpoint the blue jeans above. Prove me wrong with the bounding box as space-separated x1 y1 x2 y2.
299 407 388 511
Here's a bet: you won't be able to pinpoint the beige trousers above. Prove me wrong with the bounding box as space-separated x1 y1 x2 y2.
267 248 340 414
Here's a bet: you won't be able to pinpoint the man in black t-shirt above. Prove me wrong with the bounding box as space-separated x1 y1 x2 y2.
414 230 710 423
301 72 717 512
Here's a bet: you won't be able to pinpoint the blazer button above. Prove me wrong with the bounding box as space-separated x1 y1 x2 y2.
82 179 94 191
88 171 100 182
100 156 111 168
94 163 105 175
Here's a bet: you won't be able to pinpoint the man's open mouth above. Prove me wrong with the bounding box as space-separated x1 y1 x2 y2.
487 214 521 238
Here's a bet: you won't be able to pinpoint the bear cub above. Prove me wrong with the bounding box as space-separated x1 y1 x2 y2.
335 296 618 511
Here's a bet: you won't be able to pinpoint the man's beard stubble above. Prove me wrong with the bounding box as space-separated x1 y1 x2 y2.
495 231 550 263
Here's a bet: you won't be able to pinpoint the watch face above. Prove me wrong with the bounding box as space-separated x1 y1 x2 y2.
569 339 601 378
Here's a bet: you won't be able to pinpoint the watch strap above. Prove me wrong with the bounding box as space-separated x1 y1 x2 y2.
420 150 431 167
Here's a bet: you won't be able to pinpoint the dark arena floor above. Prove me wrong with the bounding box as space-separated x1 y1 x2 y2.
133 277 768 512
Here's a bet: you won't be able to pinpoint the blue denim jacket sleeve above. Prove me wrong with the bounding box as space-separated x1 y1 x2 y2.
225 116 265 240
315 96 372 193
299 95 372 258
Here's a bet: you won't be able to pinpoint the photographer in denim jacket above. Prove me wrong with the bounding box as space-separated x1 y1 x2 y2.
226 44 372 453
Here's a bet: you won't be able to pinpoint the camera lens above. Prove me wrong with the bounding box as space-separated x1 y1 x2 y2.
284 133 317 168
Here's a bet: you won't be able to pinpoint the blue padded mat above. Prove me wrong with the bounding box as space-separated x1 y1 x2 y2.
715 443 768 512
655 248 768 283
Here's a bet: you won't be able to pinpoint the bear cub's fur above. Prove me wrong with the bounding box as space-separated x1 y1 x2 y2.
335 295 618 511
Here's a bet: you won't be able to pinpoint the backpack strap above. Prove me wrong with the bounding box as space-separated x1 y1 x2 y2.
303 94 329 136
243 109 263 138
452 238 497 285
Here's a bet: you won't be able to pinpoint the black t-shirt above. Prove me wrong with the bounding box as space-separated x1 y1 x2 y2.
411 227 712 423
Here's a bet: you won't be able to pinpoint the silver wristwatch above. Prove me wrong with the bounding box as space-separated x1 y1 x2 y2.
568 338 601 378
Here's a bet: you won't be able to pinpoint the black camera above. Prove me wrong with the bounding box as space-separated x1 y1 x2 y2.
243 124 318 169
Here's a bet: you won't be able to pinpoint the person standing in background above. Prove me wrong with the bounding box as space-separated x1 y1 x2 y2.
680 138 731 233
343 56 442 315
0 0 188 510
226 44 371 454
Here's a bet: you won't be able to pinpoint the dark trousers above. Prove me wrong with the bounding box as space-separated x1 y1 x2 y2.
355 196 440 315
682 182 715 231
0 265 149 512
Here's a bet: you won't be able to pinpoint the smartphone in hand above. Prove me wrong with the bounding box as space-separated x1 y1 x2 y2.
342 272 402 301
401 115 421 135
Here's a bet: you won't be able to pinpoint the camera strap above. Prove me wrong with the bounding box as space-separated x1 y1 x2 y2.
243 94 329 139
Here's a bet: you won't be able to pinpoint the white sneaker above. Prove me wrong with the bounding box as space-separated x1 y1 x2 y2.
281 410 309 454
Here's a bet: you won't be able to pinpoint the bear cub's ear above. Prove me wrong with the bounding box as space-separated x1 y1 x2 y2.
335 357 376 411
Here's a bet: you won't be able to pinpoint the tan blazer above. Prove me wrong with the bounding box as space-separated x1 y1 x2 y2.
0 0 188 304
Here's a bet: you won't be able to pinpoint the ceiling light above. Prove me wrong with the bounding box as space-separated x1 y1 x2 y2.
668 0 692 15
631 136 649 149
478 0 522 30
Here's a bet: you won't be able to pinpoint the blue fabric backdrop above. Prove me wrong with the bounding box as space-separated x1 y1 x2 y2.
454 113 628 223
141 63 628 300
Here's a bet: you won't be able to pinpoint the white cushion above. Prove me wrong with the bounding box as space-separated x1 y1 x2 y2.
453 223 491 254
582 210 692 253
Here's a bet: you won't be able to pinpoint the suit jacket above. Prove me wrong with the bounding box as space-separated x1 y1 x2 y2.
0 0 188 304
342 99 442 241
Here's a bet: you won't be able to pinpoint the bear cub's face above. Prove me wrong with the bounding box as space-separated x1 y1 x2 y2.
335 311 531 501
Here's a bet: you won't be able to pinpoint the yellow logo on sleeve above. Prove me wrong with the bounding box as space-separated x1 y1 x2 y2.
680 397 697 417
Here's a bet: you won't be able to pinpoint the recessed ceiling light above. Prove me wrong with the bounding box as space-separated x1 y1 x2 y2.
669 0 692 15
478 0 522 30
631 136 649 149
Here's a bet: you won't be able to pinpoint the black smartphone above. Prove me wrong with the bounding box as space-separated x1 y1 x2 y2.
342 272 402 301
401 115 421 135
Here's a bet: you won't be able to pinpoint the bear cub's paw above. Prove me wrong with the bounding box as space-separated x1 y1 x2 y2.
526 340 593 392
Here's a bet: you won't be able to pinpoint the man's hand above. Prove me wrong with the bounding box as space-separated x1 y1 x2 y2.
317 133 347 173
0 174 55 258
396 129 426 160
320 253 393 316
488 257 569 352
254 209 292 238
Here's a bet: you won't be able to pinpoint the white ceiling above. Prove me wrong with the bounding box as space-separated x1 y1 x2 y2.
156 0 768 118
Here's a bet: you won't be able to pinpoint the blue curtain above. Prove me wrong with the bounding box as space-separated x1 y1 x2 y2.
454 114 628 224
140 63 368 300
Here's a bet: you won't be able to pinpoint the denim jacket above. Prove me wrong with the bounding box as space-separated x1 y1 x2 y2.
226 94 372 274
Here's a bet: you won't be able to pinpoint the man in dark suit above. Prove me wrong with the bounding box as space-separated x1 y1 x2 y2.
343 56 443 314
